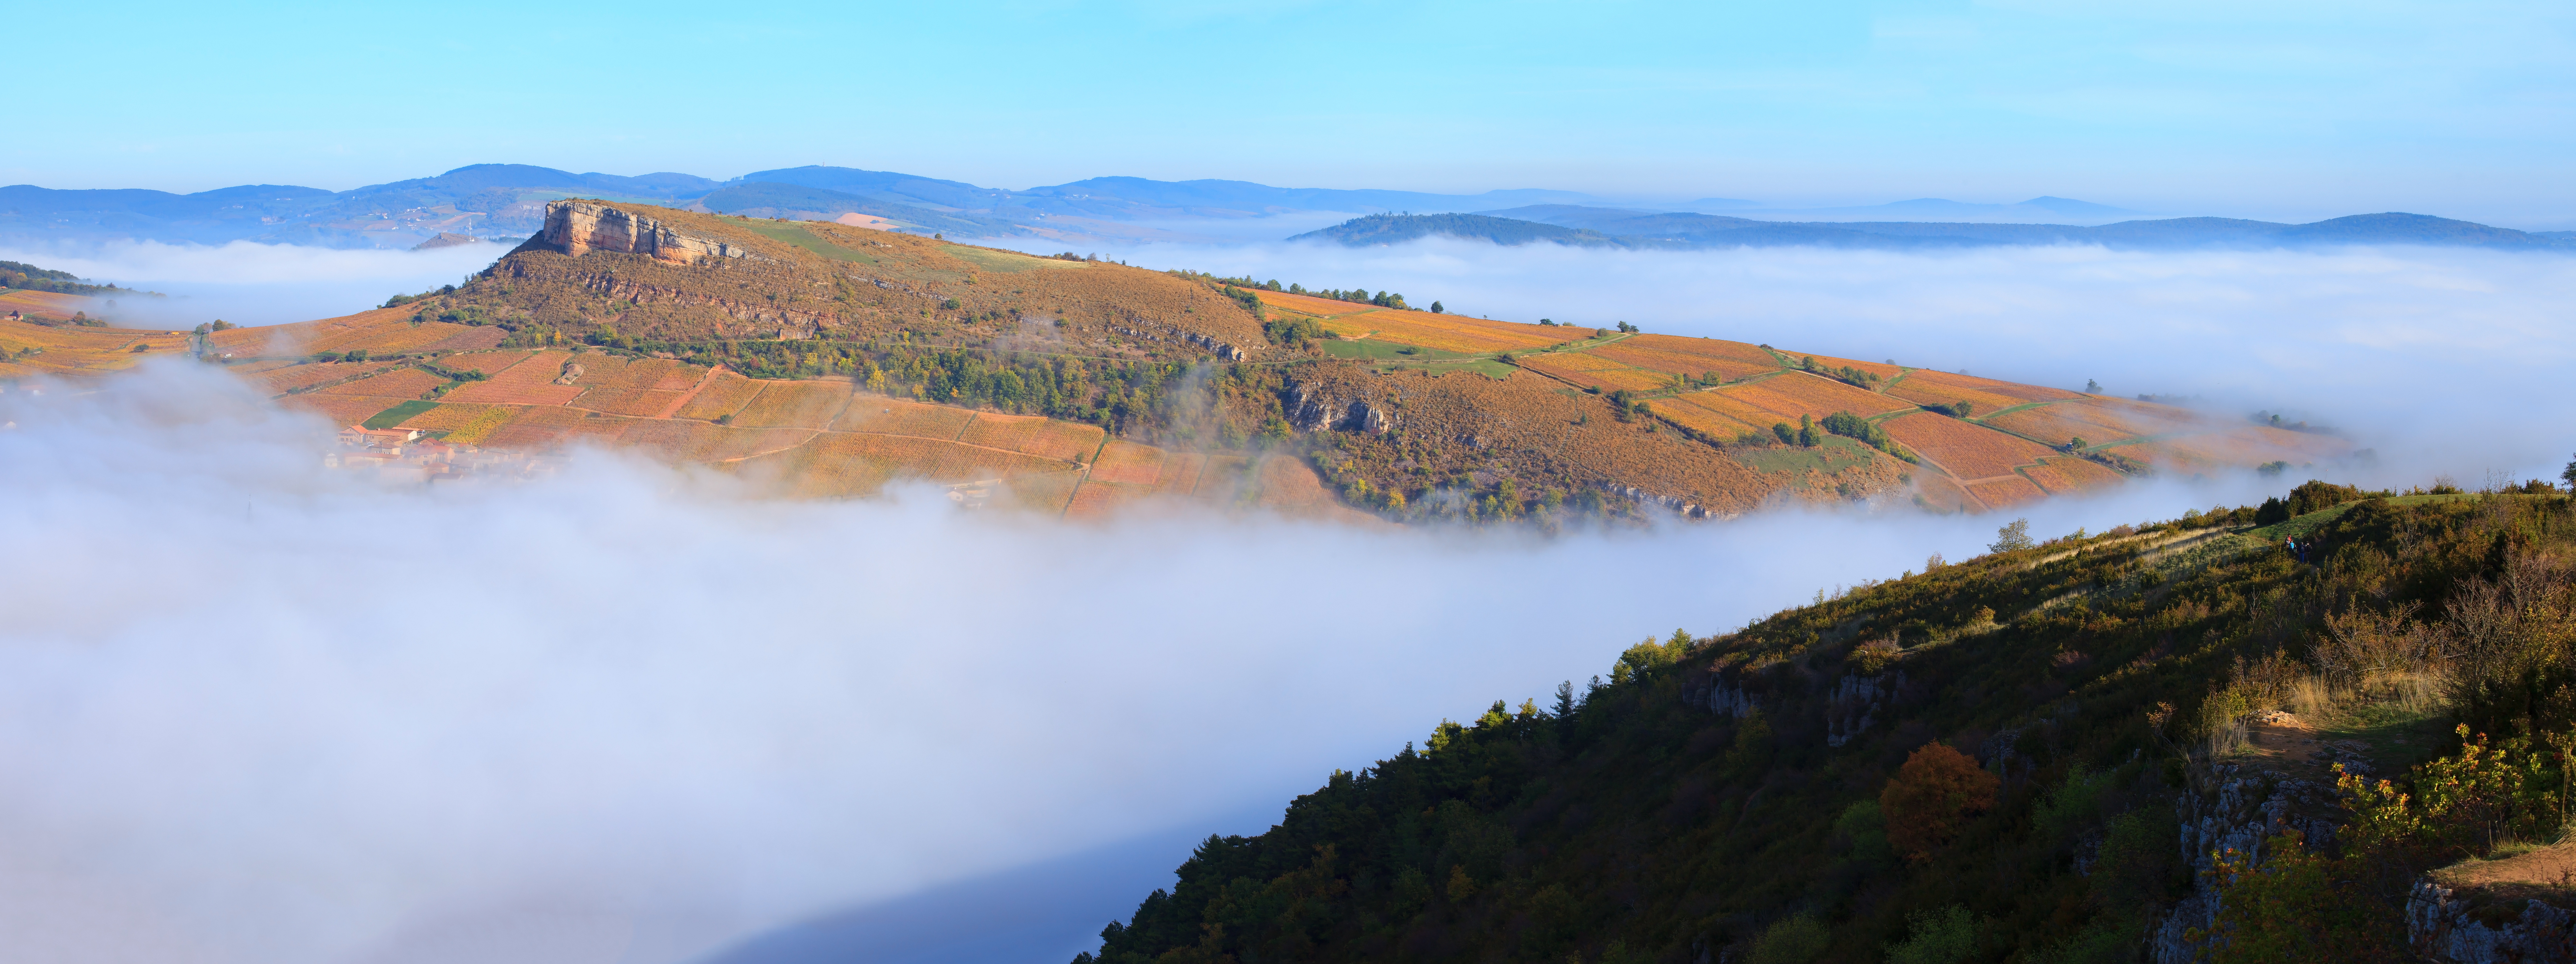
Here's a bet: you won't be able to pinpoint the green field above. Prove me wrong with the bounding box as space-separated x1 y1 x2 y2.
730 221 878 264
943 246 1087 274
363 399 440 429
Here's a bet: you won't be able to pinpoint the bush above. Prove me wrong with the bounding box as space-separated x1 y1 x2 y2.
2201 834 2408 964
1831 799 1891 864
1884 905 1976 964
1881 744 1998 862
1746 915 1828 964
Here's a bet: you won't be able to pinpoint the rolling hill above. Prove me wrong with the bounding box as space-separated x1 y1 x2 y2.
2 201 2345 521
1067 484 2576 964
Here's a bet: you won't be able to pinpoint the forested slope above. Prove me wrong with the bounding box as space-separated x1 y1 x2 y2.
1077 480 2576 963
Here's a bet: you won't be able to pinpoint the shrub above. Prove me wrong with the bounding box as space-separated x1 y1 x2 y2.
1881 744 1998 862
1746 915 1828 964
1884 905 1977 964
2200 834 2408 964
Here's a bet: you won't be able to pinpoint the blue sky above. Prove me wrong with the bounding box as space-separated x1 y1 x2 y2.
13 0 2573 223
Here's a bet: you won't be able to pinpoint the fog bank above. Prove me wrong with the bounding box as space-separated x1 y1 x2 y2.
0 364 2269 964
0 240 506 328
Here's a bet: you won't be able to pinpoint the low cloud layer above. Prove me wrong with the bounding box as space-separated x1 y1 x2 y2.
0 240 507 328
0 363 2265 964
997 237 2576 486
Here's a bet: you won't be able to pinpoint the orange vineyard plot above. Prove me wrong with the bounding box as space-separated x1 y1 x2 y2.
1965 475 2048 510
1322 308 1576 354
2020 457 2126 495
831 395 976 439
731 380 852 429
281 394 401 427
446 352 587 406
260 361 392 395
1088 441 1167 485
1718 372 1909 422
478 406 591 448
956 412 1105 462
0 289 93 320
1003 470 1085 514
396 403 506 434
1587 336 1781 383
1986 398 2176 449
316 367 446 398
1520 353 1669 393
1772 351 1902 381
1253 291 1383 317
571 388 689 417
1892 369 2079 409
673 371 764 421
437 351 538 379
1878 412 2057 481
1648 394 1767 438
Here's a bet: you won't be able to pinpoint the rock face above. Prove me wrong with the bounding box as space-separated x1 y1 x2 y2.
1823 671 1901 747
541 201 760 264
2149 763 2342 964
1286 383 1394 434
2408 879 2576 963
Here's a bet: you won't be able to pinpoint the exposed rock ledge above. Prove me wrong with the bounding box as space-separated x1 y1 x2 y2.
2409 877 2576 962
540 201 763 264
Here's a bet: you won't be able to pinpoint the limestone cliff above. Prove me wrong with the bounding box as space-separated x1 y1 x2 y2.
540 200 762 264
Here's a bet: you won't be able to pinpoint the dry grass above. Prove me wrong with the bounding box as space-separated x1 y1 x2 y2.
1877 411 2056 480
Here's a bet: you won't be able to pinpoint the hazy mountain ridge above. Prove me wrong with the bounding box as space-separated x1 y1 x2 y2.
1309 208 2576 252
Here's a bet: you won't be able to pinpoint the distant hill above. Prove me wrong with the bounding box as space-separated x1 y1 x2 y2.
1347 208 2576 252
692 182 1014 236
1288 213 1624 247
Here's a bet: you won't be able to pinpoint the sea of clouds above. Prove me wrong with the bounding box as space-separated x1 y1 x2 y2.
1 236 2569 964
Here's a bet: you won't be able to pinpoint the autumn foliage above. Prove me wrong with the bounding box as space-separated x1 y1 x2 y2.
1881 743 1999 862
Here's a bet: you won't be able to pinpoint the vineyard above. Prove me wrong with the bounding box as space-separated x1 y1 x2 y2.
1877 410 2059 480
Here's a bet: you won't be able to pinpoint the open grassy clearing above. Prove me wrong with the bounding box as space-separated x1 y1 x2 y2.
942 245 1087 274
721 218 879 263
1731 434 1879 476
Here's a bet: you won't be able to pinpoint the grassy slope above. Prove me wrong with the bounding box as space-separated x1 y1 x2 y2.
1077 492 2576 964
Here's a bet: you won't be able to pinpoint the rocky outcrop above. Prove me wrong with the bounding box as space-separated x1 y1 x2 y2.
1823 671 1902 747
541 201 762 264
1596 481 1721 519
1287 383 1395 435
1111 325 1246 361
2409 879 2576 963
2149 763 2343 964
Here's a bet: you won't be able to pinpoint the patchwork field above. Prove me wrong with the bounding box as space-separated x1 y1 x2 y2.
674 370 764 421
1886 369 2080 413
316 367 446 399
1585 335 1784 382
1644 393 1769 437
1518 352 1673 393
1293 303 1583 354
1965 474 2049 509
1878 411 2060 480
956 412 1108 462
1709 371 1911 423
832 397 977 439
730 380 853 429
1985 397 2181 449
2020 456 2127 495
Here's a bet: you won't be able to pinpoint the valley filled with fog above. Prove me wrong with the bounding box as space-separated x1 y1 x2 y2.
1 236 2569 964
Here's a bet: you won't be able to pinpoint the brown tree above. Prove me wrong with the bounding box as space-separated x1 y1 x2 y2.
1881 743 1999 862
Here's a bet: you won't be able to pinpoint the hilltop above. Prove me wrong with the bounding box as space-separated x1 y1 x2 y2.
1 199 2342 519
1073 484 2576 964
